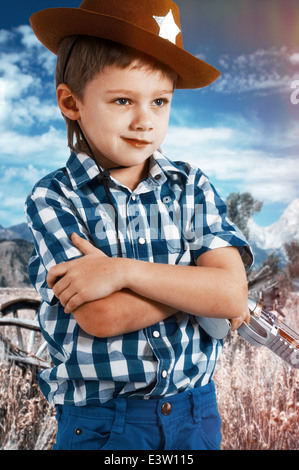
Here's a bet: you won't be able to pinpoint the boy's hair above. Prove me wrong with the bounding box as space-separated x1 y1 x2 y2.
55 35 177 156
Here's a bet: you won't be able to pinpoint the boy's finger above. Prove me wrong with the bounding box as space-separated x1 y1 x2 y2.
64 293 84 314
230 308 250 331
244 308 251 325
71 233 99 255
47 263 68 287
71 233 106 256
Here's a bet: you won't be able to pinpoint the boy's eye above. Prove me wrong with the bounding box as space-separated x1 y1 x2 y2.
153 98 168 107
115 98 130 106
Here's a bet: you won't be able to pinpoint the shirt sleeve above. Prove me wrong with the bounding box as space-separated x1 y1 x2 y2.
25 184 89 305
189 170 253 270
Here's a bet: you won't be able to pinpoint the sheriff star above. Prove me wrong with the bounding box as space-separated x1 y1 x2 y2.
153 9 181 44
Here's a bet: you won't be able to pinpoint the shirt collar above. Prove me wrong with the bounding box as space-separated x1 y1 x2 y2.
66 153 101 190
149 150 188 185
66 150 188 191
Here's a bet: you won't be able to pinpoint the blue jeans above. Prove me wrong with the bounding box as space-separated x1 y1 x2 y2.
53 381 221 450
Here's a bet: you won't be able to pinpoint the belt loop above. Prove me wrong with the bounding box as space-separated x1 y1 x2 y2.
111 399 127 435
189 389 201 425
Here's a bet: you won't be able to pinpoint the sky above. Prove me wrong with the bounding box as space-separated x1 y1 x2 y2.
0 0 298 229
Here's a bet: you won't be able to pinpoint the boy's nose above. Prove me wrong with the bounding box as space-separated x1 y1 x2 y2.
130 108 153 132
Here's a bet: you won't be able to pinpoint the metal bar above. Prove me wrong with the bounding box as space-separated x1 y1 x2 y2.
0 317 40 331
5 354 51 369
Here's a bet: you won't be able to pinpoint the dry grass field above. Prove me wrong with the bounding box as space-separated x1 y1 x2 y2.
214 294 299 450
0 290 298 450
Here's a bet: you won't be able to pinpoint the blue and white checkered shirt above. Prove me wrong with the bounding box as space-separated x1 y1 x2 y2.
25 150 252 406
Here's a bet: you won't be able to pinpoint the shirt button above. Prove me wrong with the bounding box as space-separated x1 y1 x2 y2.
154 174 162 180
75 428 82 435
161 402 172 416
162 196 171 204
152 330 160 338
138 237 146 245
161 370 168 378
131 194 136 201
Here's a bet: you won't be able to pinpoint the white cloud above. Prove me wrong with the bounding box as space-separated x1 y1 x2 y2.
284 121 299 148
14 24 44 50
289 53 299 65
0 79 5 104
0 165 46 186
0 57 36 100
0 127 67 165
241 155 298 204
0 130 67 227
0 164 55 227
0 96 61 128
0 25 57 130
163 123 299 206
0 29 14 44
165 126 233 148
214 46 299 95
11 25 57 75
37 49 57 75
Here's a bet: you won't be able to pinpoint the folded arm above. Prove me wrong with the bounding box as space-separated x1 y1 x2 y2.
47 234 249 337
73 290 177 337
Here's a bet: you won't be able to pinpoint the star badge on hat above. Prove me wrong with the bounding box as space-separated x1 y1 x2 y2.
153 9 181 44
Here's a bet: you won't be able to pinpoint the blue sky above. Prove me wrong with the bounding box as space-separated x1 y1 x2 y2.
0 0 298 228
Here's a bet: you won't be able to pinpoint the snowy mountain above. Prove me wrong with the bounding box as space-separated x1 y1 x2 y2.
248 199 299 267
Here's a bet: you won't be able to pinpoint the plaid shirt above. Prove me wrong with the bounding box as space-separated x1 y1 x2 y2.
25 150 252 406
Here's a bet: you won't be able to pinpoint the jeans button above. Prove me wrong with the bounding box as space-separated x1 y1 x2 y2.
161 402 172 416
75 428 82 435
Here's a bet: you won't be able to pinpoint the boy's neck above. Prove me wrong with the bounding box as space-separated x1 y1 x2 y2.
109 158 150 191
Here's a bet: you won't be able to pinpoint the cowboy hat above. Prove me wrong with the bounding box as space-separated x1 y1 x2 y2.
30 0 220 89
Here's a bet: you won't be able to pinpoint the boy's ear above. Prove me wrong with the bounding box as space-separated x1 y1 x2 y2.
57 84 81 120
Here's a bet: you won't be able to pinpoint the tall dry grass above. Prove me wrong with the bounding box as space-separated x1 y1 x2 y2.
214 293 299 450
0 364 57 450
0 294 298 450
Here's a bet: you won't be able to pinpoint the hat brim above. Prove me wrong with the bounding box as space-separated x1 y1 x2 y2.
30 7 220 89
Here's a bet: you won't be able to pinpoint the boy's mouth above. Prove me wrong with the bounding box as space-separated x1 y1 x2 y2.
121 137 151 148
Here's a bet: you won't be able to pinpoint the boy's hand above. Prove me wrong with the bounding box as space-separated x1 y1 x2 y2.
230 306 251 331
47 233 125 313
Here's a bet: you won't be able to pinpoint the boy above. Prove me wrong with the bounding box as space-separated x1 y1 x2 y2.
26 0 253 450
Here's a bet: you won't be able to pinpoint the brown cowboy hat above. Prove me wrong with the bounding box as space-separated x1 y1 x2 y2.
30 0 220 89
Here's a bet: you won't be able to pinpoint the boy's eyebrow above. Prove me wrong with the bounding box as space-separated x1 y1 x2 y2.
105 89 174 95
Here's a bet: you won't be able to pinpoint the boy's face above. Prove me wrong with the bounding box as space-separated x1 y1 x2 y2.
75 62 174 170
